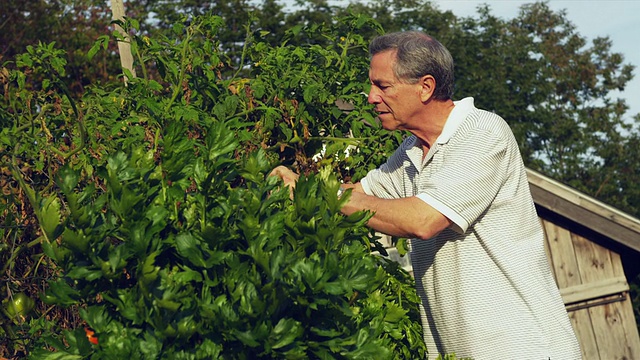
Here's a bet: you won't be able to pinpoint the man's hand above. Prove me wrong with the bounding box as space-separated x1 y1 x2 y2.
269 165 300 198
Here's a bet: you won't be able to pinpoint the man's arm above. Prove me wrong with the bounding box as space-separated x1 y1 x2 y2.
341 183 451 240
269 166 451 240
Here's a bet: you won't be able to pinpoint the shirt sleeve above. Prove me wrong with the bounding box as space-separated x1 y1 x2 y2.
361 136 416 199
416 126 513 234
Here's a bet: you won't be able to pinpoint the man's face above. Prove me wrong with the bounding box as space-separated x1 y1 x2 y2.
368 50 423 131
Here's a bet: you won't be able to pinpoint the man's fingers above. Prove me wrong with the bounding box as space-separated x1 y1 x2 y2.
269 165 288 178
268 166 299 200
269 165 299 188
269 166 299 185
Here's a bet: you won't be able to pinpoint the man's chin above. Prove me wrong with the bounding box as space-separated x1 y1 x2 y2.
381 122 397 131
378 114 395 130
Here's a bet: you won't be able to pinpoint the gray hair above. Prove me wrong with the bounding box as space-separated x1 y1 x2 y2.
369 31 454 100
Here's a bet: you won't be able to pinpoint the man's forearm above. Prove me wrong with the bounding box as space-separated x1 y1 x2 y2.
340 188 451 240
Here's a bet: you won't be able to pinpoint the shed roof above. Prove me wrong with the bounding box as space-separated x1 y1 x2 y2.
526 168 640 253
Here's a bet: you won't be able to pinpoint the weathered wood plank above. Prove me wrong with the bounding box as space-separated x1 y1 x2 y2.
609 248 640 358
541 220 599 359
540 218 556 279
572 233 634 360
592 300 635 360
560 276 629 305
608 250 631 285
527 169 640 234
542 220 582 289
619 295 640 359
567 308 600 360
581 212 639 357
571 233 613 282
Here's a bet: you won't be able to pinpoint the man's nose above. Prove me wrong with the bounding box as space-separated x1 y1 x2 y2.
367 89 379 104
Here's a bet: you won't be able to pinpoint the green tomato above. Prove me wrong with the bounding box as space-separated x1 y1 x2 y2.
3 293 35 319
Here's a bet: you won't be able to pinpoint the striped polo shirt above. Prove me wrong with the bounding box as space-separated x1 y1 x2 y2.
361 98 581 359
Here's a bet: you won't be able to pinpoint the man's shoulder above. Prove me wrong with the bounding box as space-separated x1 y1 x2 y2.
466 106 508 124
461 107 513 137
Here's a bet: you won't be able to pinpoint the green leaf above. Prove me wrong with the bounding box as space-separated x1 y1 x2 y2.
25 350 83 360
240 148 270 183
67 266 103 281
146 205 169 229
16 53 32 67
45 278 81 306
64 327 93 355
61 228 89 254
147 80 164 91
233 328 261 348
206 121 238 161
81 306 110 332
40 196 62 240
175 232 206 267
383 302 408 323
155 298 181 312
108 245 126 273
16 71 26 89
270 318 303 349
87 36 108 60
140 331 163 358
57 165 80 193
395 238 409 257
40 240 59 262
130 18 140 30
303 83 317 103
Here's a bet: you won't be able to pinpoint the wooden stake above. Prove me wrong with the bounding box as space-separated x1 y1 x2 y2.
110 0 136 84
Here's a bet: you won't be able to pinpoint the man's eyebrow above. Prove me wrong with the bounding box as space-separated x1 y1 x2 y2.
371 79 391 86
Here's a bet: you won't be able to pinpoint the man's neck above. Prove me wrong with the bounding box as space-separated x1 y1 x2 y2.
415 99 455 151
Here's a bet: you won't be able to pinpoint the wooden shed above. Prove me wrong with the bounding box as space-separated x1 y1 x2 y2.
381 168 640 359
527 168 640 359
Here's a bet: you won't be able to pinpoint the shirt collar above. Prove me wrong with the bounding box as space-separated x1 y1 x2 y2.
435 97 475 144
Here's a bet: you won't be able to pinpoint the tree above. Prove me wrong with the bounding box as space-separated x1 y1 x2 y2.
0 0 65 59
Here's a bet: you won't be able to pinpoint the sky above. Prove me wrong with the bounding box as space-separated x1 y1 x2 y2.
432 0 640 123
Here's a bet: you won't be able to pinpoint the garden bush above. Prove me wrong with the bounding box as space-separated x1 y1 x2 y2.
1 13 429 359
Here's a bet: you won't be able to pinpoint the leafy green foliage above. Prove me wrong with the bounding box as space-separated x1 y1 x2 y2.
3 0 640 355
34 126 421 358
244 15 402 182
1 13 425 359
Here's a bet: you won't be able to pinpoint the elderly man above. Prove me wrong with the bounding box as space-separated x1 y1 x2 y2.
271 31 581 359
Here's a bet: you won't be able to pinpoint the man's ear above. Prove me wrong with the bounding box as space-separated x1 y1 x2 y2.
420 75 436 102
